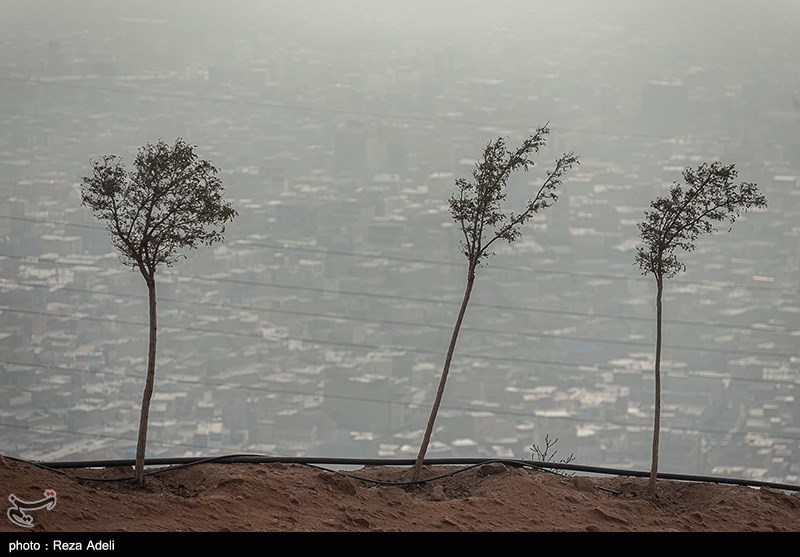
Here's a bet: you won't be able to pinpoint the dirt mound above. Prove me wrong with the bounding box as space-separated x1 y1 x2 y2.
2 455 799 532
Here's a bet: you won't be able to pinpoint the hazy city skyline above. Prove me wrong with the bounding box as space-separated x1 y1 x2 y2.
1 1 798 485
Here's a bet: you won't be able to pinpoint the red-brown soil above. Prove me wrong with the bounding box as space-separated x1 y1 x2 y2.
2 455 799 533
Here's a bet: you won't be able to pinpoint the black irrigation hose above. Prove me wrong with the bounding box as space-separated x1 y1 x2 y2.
341 459 588 489
7 454 800 492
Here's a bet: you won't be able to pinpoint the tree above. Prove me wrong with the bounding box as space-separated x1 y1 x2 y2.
635 161 766 496
81 138 237 486
411 124 579 481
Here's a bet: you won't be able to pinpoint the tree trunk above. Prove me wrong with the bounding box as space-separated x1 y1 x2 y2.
411 268 476 481
134 278 157 486
648 274 664 496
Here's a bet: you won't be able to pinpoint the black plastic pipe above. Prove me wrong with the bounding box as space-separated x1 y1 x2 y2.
27 454 800 492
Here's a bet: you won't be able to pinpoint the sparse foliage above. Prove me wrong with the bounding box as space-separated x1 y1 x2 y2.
81 138 237 486
635 161 766 496
411 124 579 481
531 434 575 476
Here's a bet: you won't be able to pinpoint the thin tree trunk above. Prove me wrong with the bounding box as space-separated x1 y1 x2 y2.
648 275 663 495
135 278 157 486
411 268 476 481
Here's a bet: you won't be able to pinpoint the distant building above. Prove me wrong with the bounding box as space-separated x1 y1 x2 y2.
333 121 367 178
642 80 688 135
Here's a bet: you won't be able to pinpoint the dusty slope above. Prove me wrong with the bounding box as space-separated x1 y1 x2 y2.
1 455 799 533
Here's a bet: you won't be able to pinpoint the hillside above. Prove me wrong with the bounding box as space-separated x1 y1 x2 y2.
2 454 799 533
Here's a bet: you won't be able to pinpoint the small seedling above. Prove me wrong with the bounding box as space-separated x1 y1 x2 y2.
530 434 575 476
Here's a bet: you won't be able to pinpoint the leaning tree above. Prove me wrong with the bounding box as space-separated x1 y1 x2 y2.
635 161 766 496
411 124 579 481
81 138 237 486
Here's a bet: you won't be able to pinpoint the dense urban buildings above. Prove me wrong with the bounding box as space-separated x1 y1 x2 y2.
1 1 798 485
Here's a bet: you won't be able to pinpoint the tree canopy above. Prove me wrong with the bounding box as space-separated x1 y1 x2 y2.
81 138 237 281
450 125 579 270
635 161 766 280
